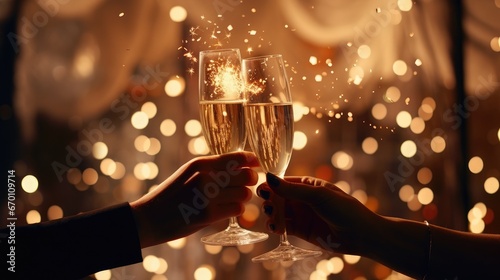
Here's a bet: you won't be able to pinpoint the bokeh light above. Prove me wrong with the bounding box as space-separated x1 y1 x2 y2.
470 219 486 234
141 101 157 119
343 254 361 264
143 255 161 273
164 76 185 97
399 184 415 202
293 102 307 122
316 259 334 276
146 137 161 156
67 168 82 185
349 66 364 85
185 119 202 137
82 168 99 185
26 210 41 224
309 270 327 280
396 111 412 128
241 203 260 223
371 103 387 120
167 238 187 249
392 60 408 76
170 6 187 22
21 175 38 193
100 158 116 176
135 135 151 152
490 37 500 52
422 97 436 111
189 136 210 155
430 136 446 153
418 107 433 121
468 202 488 233
237 244 254 254
335 180 351 194
205 245 222 255
156 258 168 274
329 257 345 274
94 270 111 280
361 137 378 154
484 177 499 194
417 167 433 185
410 117 425 134
352 189 368 204
92 142 108 159
384 86 401 103
47 205 64 220
309 56 318 65
110 162 126 180
131 111 149 129
293 131 308 150
468 156 484 174
417 187 434 205
160 119 177 137
151 275 167 280
357 45 371 59
194 265 215 280
133 162 159 180
331 151 354 170
407 195 422 211
400 140 417 158
398 0 413 11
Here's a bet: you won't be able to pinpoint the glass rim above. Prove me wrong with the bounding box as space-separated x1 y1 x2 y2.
242 54 283 61
199 48 240 54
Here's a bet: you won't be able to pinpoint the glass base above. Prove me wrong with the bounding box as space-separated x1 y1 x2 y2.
201 225 269 246
252 243 322 262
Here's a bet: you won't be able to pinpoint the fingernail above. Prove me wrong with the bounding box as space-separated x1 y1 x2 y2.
259 189 270 200
268 223 276 232
266 172 280 188
263 205 273 215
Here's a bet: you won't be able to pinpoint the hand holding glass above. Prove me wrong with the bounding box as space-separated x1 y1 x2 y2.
198 48 268 246
242 54 322 262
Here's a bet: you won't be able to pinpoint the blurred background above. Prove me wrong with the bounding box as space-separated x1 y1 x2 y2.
1 0 499 279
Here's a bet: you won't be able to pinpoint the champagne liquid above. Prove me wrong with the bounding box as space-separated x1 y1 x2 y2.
245 103 294 176
200 101 246 155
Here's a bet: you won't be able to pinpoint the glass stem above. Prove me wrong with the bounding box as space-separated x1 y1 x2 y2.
280 230 291 246
229 216 240 228
277 172 290 246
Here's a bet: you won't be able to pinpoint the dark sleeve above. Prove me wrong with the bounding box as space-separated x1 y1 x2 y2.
0 202 143 280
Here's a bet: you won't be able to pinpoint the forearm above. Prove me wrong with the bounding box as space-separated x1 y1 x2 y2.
365 216 500 279
427 222 500 279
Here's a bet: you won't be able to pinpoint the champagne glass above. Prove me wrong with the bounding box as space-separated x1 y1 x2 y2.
199 48 269 246
242 54 322 262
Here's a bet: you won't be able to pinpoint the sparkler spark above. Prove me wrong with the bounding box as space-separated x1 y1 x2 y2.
189 26 200 40
205 60 244 100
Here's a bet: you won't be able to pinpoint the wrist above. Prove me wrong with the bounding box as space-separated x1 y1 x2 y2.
363 216 428 279
130 201 152 248
358 214 390 259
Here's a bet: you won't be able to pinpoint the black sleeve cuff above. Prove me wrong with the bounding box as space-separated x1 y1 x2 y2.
1 202 143 280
